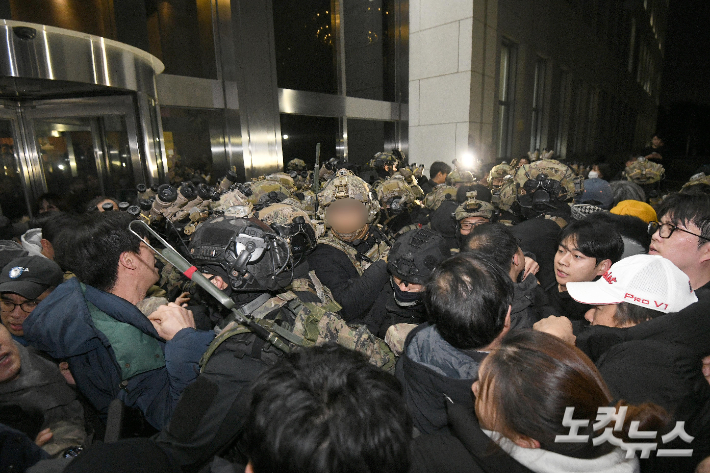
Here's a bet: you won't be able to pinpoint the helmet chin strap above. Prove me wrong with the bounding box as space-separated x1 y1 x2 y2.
332 223 369 243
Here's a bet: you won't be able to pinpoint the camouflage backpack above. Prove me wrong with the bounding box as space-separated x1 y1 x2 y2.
423 184 458 210
625 159 665 184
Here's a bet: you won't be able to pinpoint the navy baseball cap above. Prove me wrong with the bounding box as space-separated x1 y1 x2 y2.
0 256 64 299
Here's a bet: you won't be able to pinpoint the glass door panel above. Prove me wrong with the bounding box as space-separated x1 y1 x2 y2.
0 119 28 220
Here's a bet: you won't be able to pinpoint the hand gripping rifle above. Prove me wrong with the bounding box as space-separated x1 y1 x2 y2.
129 220 291 353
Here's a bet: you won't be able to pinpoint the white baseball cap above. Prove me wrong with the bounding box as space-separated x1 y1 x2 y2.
566 254 697 314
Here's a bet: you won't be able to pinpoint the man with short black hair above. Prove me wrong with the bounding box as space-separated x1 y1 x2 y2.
396 253 512 434
464 223 553 330
545 218 624 321
242 344 412 473
420 161 451 194
23 212 214 430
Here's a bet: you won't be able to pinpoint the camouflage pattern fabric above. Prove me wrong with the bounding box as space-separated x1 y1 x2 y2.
286 158 307 171
487 163 513 187
245 179 293 206
199 273 395 372
384 323 418 356
293 188 317 218
681 173 710 191
316 169 380 222
498 159 581 211
625 159 665 184
423 184 457 210
212 188 253 218
257 202 318 237
446 168 475 186
454 195 495 221
375 175 417 210
265 172 296 191
317 230 390 276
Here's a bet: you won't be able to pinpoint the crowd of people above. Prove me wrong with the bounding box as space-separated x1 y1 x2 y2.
2 145 710 473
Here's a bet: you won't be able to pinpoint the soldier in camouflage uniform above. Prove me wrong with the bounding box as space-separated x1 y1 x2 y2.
374 175 428 237
423 183 458 211
395 165 426 200
497 158 582 226
625 157 665 205
445 168 475 188
307 169 392 323
454 193 496 240
154 210 394 470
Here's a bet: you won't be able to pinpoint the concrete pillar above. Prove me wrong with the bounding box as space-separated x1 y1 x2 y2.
409 0 498 173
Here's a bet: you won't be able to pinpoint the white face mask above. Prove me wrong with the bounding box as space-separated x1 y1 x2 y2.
587 171 599 179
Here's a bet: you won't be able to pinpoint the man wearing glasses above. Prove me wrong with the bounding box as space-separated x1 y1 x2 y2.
648 192 710 291
0 255 63 346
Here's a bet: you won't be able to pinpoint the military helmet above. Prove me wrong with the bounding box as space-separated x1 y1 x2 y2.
245 179 293 210
316 169 380 222
423 184 458 211
681 173 710 192
286 158 307 172
188 215 292 292
375 175 417 214
625 158 664 185
498 159 581 211
446 168 475 186
369 151 398 170
487 163 513 188
292 188 318 218
257 203 318 265
265 172 296 190
454 193 495 221
388 228 451 285
213 187 253 218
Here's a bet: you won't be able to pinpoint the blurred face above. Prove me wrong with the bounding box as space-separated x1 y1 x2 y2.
584 304 619 327
554 236 609 290
459 217 490 236
649 214 709 277
0 325 21 383
325 199 368 234
1 289 51 337
392 275 425 293
651 136 663 148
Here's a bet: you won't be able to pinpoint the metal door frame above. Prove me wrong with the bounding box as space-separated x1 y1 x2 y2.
0 102 34 216
0 95 144 215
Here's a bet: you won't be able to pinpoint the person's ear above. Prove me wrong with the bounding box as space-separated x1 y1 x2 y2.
504 306 512 329
245 461 254 473
699 242 710 264
118 251 137 271
596 259 612 275
512 435 540 449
